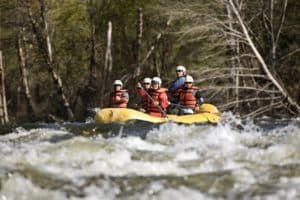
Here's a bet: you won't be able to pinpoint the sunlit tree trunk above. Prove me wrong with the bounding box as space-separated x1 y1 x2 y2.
0 51 9 124
100 21 113 106
17 29 37 119
134 8 143 78
105 21 113 84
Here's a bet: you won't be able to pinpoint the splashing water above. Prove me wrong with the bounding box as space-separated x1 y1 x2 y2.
0 114 299 200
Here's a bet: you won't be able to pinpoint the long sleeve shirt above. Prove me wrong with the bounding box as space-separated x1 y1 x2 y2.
168 76 186 93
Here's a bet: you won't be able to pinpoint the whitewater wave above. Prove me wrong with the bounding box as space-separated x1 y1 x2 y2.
0 114 299 199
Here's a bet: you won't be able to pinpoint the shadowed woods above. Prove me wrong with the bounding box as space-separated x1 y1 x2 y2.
0 0 299 124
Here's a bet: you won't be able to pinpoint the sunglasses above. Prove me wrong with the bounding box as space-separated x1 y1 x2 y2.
184 82 192 84
176 70 183 72
143 83 150 85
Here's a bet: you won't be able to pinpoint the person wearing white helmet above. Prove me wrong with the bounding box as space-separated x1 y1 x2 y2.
176 75 204 114
142 77 152 89
109 80 129 108
147 76 169 117
176 65 186 72
136 77 152 112
168 65 187 103
151 77 162 86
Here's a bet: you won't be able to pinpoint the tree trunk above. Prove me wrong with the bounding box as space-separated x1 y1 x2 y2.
155 52 161 77
228 0 300 115
140 19 171 71
87 0 97 87
134 8 143 78
100 21 113 106
225 3 240 111
28 1 74 120
105 21 113 84
81 0 98 115
0 51 9 124
269 0 288 70
17 31 38 119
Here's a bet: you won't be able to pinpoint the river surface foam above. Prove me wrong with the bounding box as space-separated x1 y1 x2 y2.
0 115 299 199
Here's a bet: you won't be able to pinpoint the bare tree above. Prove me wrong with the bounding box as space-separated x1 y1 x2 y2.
0 51 9 124
100 21 113 106
225 2 240 111
266 0 288 69
26 0 74 120
159 0 299 117
133 7 143 78
105 21 113 85
227 0 300 114
17 28 38 119
139 18 172 74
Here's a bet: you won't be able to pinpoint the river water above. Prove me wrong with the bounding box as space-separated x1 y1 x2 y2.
0 113 300 200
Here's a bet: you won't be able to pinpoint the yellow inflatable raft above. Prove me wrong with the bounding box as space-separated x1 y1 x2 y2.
95 104 220 124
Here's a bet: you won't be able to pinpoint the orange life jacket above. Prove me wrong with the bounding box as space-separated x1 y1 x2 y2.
179 86 198 109
109 89 128 108
148 88 168 117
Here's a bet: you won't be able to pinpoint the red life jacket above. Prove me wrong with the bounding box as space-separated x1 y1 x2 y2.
137 88 150 111
148 88 168 117
109 89 128 108
179 86 198 109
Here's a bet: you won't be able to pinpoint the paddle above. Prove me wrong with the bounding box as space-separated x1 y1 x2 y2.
138 85 168 118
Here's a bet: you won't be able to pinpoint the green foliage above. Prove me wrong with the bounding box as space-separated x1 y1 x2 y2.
51 0 90 88
0 0 299 120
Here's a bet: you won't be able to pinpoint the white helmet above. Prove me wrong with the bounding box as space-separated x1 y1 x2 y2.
185 75 194 83
142 77 152 84
151 76 162 86
176 65 186 72
113 80 123 86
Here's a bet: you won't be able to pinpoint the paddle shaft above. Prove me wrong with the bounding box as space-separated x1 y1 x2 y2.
139 86 168 118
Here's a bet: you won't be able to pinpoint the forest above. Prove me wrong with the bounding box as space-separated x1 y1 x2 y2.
0 0 299 123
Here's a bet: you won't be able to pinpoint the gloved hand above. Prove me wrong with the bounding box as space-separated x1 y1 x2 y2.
152 101 159 106
195 91 204 104
197 97 204 104
115 96 121 101
137 82 142 88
